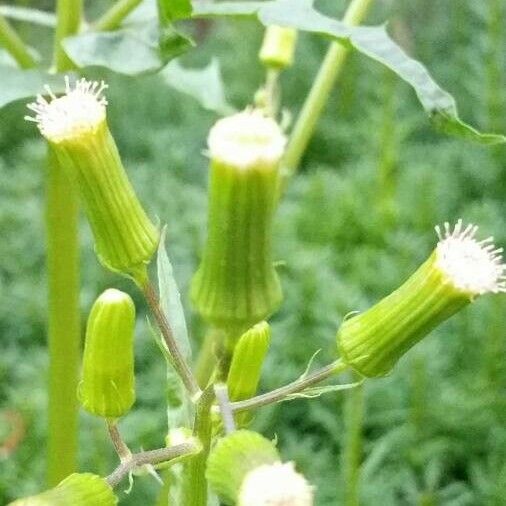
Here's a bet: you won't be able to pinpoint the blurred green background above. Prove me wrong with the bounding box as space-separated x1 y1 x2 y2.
1 0 505 504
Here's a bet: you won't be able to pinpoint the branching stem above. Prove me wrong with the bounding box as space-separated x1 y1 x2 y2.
230 359 349 413
106 441 200 488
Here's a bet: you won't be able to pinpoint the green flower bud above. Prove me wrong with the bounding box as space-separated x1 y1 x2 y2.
8 473 117 506
191 110 286 332
26 78 159 279
206 430 280 505
259 25 298 69
79 288 136 418
227 322 270 426
338 220 506 377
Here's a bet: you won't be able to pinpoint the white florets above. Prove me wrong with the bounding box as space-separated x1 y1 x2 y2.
435 219 506 295
25 76 108 143
238 462 313 506
208 109 286 170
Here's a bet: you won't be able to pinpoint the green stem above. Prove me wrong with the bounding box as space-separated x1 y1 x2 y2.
0 13 36 68
46 148 80 486
94 0 143 31
282 0 375 177
195 328 221 388
46 0 83 486
342 376 364 506
53 0 82 71
230 359 349 412
182 387 215 506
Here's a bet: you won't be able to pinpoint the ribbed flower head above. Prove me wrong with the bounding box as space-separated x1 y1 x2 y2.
79 288 136 418
338 220 506 377
191 110 286 333
239 462 314 506
26 77 159 280
8 473 117 506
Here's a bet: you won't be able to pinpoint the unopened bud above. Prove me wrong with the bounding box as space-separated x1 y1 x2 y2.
79 289 136 418
338 220 506 377
259 26 298 69
191 110 286 332
8 473 117 506
26 78 159 279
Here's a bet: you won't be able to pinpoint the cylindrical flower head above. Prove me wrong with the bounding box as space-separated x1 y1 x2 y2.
239 462 314 506
25 78 159 278
79 288 136 418
191 110 286 332
259 25 298 69
8 473 117 506
338 220 506 377
206 430 280 505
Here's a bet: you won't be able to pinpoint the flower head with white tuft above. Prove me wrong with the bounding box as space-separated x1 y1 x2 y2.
208 109 286 170
435 219 506 296
238 462 313 506
25 77 108 143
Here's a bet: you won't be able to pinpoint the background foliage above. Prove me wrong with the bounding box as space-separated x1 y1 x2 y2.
0 0 505 504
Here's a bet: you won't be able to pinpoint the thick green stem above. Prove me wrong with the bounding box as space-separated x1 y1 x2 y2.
53 0 82 71
342 376 364 506
182 387 215 506
46 0 83 486
282 0 375 177
46 149 80 485
0 13 36 68
94 0 143 31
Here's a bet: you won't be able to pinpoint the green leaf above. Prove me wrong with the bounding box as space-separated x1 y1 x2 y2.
157 226 192 360
160 58 234 115
0 67 66 110
63 21 192 75
192 1 267 17
0 5 56 27
158 0 193 22
257 0 505 144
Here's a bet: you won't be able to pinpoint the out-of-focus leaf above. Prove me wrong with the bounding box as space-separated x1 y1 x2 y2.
258 0 506 144
161 58 234 115
0 5 56 27
192 1 268 17
158 0 192 22
0 67 65 110
157 227 192 360
63 21 192 75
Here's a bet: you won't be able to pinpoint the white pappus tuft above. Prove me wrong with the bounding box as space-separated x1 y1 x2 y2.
25 76 108 143
238 462 313 506
435 219 506 296
208 109 286 170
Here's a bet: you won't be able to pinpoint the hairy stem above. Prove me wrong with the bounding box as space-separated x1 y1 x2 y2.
282 0 375 177
143 281 201 398
46 0 83 486
94 0 143 31
214 383 236 434
106 441 200 488
0 14 36 68
106 420 132 462
230 359 349 413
